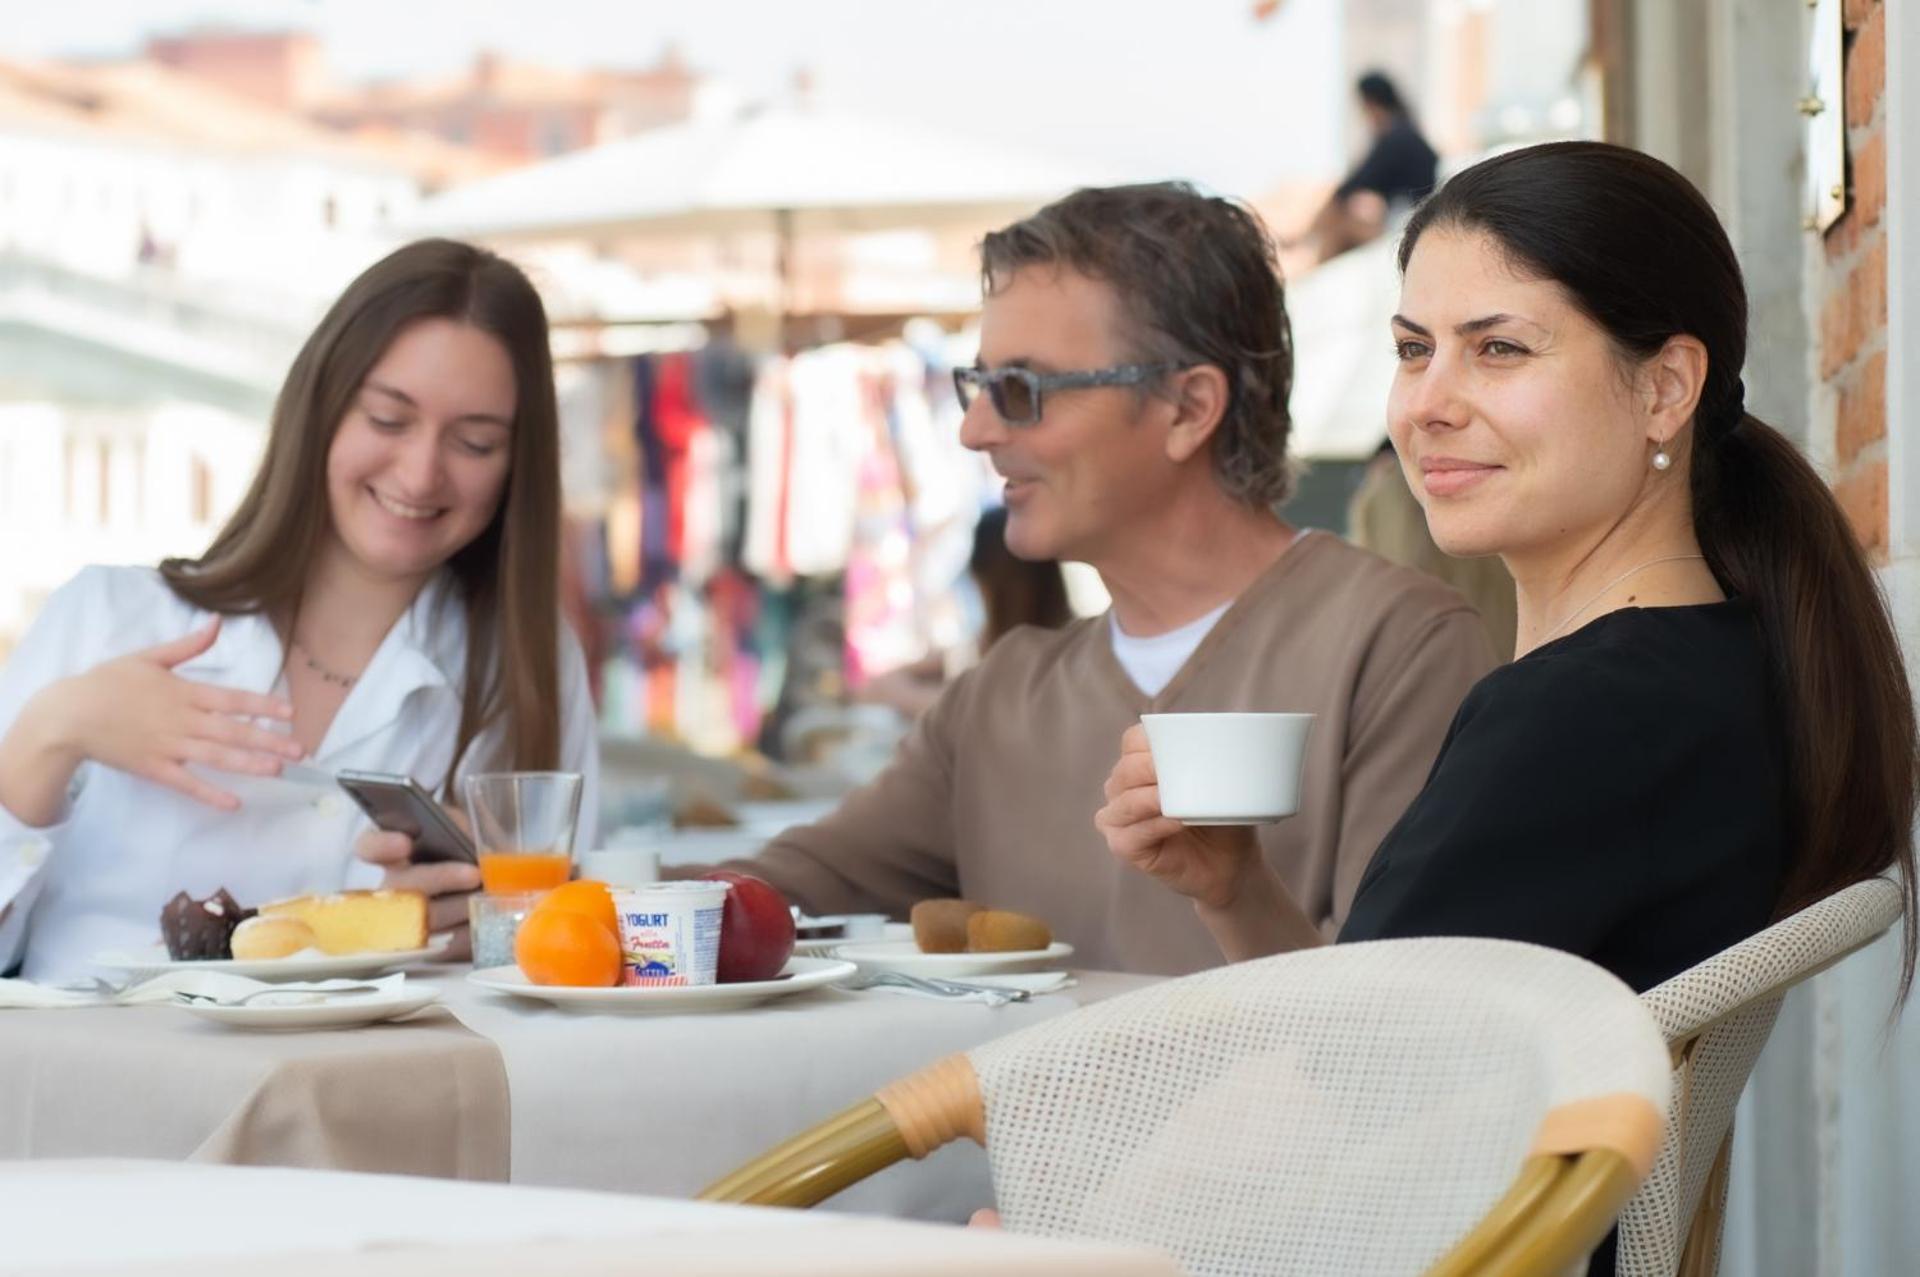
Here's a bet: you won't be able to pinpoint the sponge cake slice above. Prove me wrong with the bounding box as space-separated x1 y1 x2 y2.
259 889 429 955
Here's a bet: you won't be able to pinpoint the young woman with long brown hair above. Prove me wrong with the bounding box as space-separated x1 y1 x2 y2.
1098 141 1918 999
0 239 596 981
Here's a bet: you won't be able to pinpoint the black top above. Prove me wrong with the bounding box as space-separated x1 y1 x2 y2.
1338 602 1790 994
1335 116 1439 204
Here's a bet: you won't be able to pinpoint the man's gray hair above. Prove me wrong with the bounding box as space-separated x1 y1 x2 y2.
979 182 1295 507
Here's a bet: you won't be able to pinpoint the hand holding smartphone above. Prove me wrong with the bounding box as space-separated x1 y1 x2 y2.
337 770 477 865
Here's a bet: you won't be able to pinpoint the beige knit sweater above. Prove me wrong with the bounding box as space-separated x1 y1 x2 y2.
695 534 1498 974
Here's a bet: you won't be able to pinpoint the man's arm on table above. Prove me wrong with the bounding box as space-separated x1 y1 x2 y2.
665 681 968 917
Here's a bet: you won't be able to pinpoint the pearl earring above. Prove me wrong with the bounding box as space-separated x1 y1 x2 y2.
1651 447 1672 472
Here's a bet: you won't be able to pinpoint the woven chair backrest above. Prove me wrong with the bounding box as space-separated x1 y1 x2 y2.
968 937 1671 1277
1615 877 1904 1277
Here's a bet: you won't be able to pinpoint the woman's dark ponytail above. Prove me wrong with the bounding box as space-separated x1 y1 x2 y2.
1402 142 1919 995
1693 412 1918 968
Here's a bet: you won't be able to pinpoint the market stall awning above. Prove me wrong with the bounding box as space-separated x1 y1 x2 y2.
407 104 1125 241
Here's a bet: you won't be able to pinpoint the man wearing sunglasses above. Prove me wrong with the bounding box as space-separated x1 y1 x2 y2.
687 183 1496 975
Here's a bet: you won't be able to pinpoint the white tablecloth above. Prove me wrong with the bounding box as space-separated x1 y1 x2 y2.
6 1160 1182 1276
439 970 1154 1220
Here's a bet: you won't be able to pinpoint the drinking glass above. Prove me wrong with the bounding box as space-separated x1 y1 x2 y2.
467 890 544 970
464 771 584 894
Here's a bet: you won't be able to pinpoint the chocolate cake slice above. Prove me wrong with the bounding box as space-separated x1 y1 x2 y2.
160 889 257 961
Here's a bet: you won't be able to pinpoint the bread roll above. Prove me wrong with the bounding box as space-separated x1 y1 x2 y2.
966 910 1052 954
911 899 984 954
230 914 318 961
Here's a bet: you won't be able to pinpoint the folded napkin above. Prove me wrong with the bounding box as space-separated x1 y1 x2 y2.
0 971 407 1010
958 972 1075 994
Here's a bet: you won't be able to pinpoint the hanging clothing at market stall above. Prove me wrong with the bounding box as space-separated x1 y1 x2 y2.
582 332 990 764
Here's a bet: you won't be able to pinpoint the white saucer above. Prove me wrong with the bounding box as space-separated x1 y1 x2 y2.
467 956 858 1014
832 940 1074 978
95 934 452 982
178 986 442 1031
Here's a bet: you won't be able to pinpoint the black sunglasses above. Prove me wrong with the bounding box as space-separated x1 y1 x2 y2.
952 362 1181 427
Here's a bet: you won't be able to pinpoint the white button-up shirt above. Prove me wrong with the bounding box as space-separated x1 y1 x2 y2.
0 565 599 982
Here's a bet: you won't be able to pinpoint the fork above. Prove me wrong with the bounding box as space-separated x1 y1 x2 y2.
839 971 1030 1005
55 976 130 998
173 984 386 1007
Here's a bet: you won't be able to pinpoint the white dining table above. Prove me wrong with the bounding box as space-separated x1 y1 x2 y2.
0 964 1155 1223
4 1160 1185 1276
442 967 1153 1219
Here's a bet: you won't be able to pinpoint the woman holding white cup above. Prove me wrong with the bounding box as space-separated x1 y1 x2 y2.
1098 142 1918 995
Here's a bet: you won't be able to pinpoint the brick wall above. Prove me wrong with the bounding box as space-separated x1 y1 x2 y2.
1825 0 1890 559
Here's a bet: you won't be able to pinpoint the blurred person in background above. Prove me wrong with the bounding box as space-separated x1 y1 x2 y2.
1349 439 1517 656
0 240 598 981
1294 70 1439 265
1099 144 1918 1020
674 182 1494 976
857 505 1075 720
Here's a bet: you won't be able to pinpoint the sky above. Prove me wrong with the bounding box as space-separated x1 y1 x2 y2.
0 0 1352 199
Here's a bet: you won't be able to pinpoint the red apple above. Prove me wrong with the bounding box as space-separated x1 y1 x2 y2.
701 871 797 983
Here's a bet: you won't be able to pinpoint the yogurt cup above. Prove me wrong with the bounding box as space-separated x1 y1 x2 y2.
613 881 730 987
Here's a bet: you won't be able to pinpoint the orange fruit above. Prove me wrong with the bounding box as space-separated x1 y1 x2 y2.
538 879 618 940
514 907 622 987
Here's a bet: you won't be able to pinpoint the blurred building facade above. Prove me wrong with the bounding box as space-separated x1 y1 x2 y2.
0 27 715 659
144 28 701 163
0 54 471 655
313 49 700 162
146 28 330 112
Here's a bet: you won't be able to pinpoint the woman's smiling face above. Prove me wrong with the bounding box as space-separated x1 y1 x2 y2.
324 317 516 585
1387 227 1655 562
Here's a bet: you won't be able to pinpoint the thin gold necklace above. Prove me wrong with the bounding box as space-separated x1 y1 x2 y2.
1536 554 1708 646
291 638 357 689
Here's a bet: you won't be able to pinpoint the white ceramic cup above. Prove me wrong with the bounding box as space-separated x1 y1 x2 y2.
1140 712 1316 824
576 846 661 888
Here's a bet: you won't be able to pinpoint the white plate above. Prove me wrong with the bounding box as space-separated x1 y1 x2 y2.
95 934 452 982
178 987 442 1031
466 956 857 1013
832 940 1074 978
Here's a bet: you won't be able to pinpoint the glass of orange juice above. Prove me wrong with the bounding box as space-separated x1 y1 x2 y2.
463 772 584 895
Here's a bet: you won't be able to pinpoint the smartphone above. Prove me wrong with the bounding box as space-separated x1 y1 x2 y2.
336 770 477 865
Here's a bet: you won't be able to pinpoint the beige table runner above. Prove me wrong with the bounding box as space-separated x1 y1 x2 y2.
0 1004 507 1178
0 968 1154 1217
